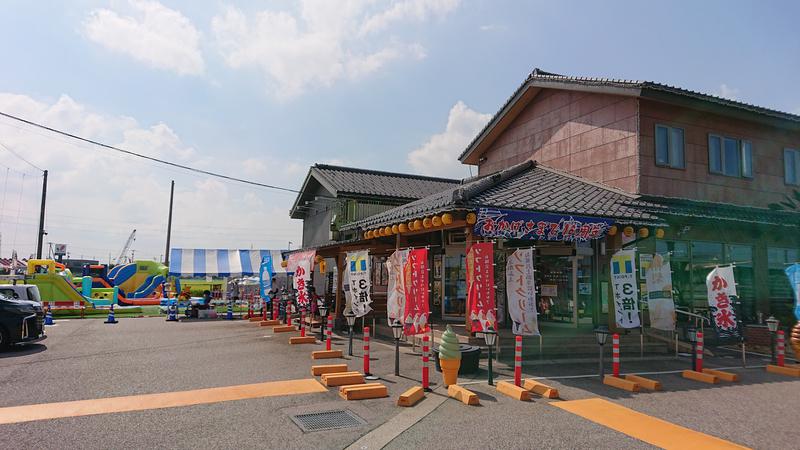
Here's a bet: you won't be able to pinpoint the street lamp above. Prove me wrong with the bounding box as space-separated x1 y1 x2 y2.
317 298 329 342
390 320 404 376
483 326 498 386
594 325 609 380
344 310 356 356
766 315 779 364
686 325 697 371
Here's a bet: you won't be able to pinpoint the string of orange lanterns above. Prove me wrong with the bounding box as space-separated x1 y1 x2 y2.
362 212 476 240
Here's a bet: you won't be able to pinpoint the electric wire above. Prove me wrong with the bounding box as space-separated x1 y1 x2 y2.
0 110 301 194
0 139 44 172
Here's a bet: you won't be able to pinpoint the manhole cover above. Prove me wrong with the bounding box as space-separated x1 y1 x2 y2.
290 409 366 432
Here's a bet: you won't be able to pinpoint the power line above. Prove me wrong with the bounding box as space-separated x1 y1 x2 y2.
0 110 302 195
0 139 44 172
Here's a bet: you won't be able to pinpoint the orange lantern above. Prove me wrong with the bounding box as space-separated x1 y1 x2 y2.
466 212 477 225
391 224 399 234
442 213 454 225
280 260 288 268
432 216 442 227
423 217 432 229
638 227 650 239
399 223 408 233
413 219 422 230
384 226 393 236
607 225 618 236
364 231 370 240
655 228 665 239
623 226 634 237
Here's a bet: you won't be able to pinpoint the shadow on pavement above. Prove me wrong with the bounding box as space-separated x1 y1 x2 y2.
0 343 47 358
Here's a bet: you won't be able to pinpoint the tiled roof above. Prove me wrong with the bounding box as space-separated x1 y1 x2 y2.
459 68 800 162
638 196 800 227
313 164 460 199
346 161 663 229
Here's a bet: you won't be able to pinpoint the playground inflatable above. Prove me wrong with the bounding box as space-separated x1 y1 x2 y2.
23 259 99 307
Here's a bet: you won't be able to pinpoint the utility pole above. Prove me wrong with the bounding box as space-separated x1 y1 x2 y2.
164 180 174 266
36 169 48 259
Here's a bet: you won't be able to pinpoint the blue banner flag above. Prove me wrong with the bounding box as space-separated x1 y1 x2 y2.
785 263 800 321
260 253 273 302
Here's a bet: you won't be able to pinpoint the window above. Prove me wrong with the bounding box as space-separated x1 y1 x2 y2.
655 124 685 169
708 134 753 178
784 148 800 185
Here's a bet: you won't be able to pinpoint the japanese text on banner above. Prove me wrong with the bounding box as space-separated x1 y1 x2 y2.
610 249 641 328
706 266 741 339
259 253 273 302
467 242 495 332
644 254 676 331
506 248 540 335
386 249 409 323
288 250 315 307
402 248 430 335
347 250 372 318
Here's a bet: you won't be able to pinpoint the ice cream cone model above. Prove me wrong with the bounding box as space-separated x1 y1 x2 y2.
791 322 800 359
439 325 461 386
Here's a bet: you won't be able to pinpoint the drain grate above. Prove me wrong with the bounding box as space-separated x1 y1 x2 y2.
290 409 366 432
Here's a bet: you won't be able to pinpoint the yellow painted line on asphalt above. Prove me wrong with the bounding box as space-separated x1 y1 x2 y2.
0 378 327 425
552 398 749 450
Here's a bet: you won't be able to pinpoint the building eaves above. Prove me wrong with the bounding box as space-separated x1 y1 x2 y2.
638 196 800 227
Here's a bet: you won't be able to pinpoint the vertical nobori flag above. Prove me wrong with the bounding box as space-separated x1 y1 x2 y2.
259 253 273 303
506 248 540 336
706 266 741 339
645 253 676 331
785 263 800 321
386 249 409 323
288 250 315 307
467 242 495 332
610 249 641 328
403 248 430 335
347 250 372 318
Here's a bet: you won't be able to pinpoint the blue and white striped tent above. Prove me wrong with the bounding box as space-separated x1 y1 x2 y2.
168 249 286 277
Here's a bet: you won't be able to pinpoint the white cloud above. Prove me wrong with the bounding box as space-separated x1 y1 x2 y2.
479 24 507 32
212 0 459 99
716 83 740 101
407 101 490 178
83 0 204 76
0 92 302 261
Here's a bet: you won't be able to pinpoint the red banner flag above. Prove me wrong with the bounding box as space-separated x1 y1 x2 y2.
402 248 430 335
467 242 495 332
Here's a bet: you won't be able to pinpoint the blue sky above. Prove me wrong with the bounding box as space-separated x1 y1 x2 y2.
0 0 797 261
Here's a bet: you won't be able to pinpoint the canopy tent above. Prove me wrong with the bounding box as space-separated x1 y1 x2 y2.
169 249 286 277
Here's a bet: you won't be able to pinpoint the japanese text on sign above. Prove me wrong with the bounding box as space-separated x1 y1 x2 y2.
473 208 614 242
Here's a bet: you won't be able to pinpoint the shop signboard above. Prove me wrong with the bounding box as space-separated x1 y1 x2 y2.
466 242 495 332
786 263 800 321
610 249 641 328
706 266 741 339
346 250 372 317
473 208 614 242
403 248 430 335
506 248 540 336
644 254 676 331
259 253 273 302
287 250 315 307
386 249 409 323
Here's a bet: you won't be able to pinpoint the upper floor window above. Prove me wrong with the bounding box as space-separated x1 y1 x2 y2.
708 134 753 178
785 148 800 185
655 124 685 169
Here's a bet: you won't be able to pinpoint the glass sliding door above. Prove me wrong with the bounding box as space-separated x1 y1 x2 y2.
442 248 466 319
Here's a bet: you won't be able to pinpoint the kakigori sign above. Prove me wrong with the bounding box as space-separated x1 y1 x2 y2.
473 208 614 242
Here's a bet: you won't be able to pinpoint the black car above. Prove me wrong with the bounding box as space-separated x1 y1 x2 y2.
0 294 46 349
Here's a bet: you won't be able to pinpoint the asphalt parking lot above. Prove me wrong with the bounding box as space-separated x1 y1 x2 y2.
0 317 797 449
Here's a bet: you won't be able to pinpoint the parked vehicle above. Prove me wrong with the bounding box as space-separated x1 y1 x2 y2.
0 284 46 349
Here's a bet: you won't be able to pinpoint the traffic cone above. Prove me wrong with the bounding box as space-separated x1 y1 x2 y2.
104 305 118 324
226 302 234 320
44 305 54 326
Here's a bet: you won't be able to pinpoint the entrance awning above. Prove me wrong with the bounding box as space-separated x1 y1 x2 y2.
168 249 286 277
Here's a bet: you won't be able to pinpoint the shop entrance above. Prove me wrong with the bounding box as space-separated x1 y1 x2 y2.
442 247 466 320
535 243 595 327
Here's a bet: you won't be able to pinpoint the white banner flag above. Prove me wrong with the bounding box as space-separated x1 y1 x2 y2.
610 249 641 328
386 249 408 323
645 254 676 331
288 250 315 307
347 250 372 317
506 248 539 335
706 266 741 339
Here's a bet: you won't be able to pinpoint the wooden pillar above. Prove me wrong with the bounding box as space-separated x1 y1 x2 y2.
334 253 345 316
465 225 473 332
572 241 579 328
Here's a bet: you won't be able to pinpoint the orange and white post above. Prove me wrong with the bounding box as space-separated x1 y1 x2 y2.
364 326 372 377
300 309 306 337
422 335 430 391
612 333 620 377
777 330 785 367
514 335 523 387
695 331 704 372
325 315 333 351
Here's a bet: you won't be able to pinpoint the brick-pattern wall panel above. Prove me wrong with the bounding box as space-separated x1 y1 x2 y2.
639 100 800 207
480 89 639 193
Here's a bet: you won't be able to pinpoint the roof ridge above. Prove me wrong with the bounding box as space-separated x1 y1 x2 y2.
313 163 460 184
533 161 642 199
